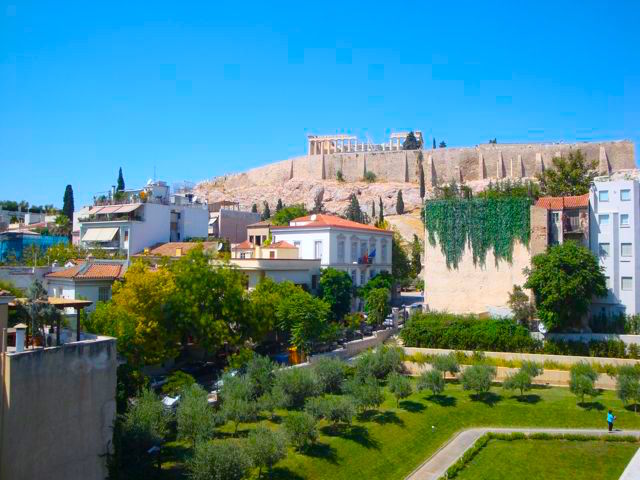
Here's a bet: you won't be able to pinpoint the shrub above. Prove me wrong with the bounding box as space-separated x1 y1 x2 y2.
400 312 540 353
283 412 318 451
430 353 460 379
354 346 404 381
336 170 345 182
416 369 445 396
247 425 287 477
274 367 319 409
177 384 220 447
460 364 496 396
246 354 277 399
363 170 376 183
345 376 385 412
162 370 196 396
188 440 252 480
313 357 347 394
502 370 532 397
520 360 543 378
617 364 640 379
388 372 413 406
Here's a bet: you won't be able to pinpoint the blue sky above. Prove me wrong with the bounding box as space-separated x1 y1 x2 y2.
1 1 639 208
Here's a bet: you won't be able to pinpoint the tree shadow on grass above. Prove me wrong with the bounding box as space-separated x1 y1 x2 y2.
514 394 541 404
531 383 551 390
304 442 339 464
399 400 426 413
320 424 380 450
372 410 405 426
428 395 457 407
268 467 306 480
470 392 502 407
578 401 605 411
624 404 640 413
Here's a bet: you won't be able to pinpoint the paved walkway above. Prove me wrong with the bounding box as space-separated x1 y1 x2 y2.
405 427 640 480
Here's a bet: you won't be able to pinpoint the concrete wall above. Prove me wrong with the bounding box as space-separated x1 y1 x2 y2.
1 337 117 480
424 238 530 314
208 141 635 188
218 210 261 243
0 266 51 293
546 333 640 346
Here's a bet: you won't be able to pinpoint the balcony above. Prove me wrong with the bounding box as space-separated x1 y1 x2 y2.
563 215 586 235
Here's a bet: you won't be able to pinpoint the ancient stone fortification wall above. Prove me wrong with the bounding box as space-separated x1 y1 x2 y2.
207 141 634 188
424 239 531 314
1 338 117 480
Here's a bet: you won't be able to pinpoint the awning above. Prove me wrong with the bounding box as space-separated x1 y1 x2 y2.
114 204 142 214
82 227 119 242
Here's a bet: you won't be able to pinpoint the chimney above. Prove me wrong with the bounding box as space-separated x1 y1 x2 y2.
14 323 27 352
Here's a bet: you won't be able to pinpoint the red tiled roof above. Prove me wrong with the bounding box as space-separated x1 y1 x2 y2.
272 214 391 234
141 241 217 257
268 241 297 249
46 263 125 280
232 240 254 250
535 194 589 210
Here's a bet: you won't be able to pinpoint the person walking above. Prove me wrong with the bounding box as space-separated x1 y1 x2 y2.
607 410 616 432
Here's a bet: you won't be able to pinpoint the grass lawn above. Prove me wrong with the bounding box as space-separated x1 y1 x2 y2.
456 439 638 480
162 381 640 480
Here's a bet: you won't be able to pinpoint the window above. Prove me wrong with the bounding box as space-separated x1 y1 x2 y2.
605 276 612 289
381 240 388 264
599 214 609 226
314 241 323 260
98 287 110 302
621 214 630 226
269 250 275 259
351 269 356 284
622 277 633 291
360 241 367 260
551 212 560 222
123 229 129 242
337 239 345 263
599 190 609 202
369 240 376 263
293 240 300 248
311 275 318 290
621 243 633 257
621 189 631 201
599 243 610 258
351 240 358 262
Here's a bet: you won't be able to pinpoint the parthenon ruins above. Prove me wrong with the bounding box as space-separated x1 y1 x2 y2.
308 132 424 155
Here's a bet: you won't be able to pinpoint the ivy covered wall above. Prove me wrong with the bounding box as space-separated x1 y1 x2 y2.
423 197 531 269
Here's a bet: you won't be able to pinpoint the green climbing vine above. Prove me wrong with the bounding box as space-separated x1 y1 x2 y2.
423 197 531 269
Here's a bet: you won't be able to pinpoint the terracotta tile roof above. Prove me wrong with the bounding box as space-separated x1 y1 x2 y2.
535 194 589 210
46 263 125 280
232 240 254 250
268 241 297 249
143 242 217 257
247 219 273 227
272 214 391 234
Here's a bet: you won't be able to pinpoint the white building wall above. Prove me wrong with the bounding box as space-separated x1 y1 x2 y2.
179 206 209 240
590 179 640 316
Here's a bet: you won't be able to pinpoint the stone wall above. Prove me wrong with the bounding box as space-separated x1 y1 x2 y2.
1 338 117 480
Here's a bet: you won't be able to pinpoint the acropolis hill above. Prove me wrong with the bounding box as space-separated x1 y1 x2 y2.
195 135 635 240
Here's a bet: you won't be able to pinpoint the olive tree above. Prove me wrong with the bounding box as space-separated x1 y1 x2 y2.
417 369 445 396
460 365 496 397
247 425 287 478
388 372 412 407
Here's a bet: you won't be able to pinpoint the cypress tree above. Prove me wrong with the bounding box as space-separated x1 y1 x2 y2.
276 198 284 212
378 197 384 225
262 201 271 220
344 194 364 223
117 167 125 191
62 185 74 220
432 138 436 150
251 203 258 213
371 201 376 219
396 190 405 214
419 161 425 199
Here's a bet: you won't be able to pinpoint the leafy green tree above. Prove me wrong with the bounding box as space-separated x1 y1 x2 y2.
283 412 318 451
261 201 271 220
318 267 352 321
364 287 390 326
221 387 258 434
508 285 536 326
162 371 196 396
396 190 405 214
417 369 445 396
177 384 220 447
503 370 532 397
188 440 252 480
439 141 447 148
25 280 61 347
247 426 287 478
392 233 412 285
324 396 356 427
117 167 125 191
430 353 460 380
537 150 597 197
354 346 404 381
344 193 368 224
271 204 308 226
617 374 640 412
313 356 347 394
258 385 288 420
276 288 330 354
276 198 284 212
273 367 319 409
168 247 254 353
62 185 74 220
251 203 258 213
460 364 496 397
246 354 277 399
344 375 384 412
525 242 607 331
489 138 497 144
359 271 394 299
388 372 412 406
402 131 421 150
521 361 544 378
570 362 599 404
410 234 422 277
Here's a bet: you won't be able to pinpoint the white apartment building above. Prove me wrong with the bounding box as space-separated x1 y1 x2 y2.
270 214 393 287
590 174 640 316
77 180 209 256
